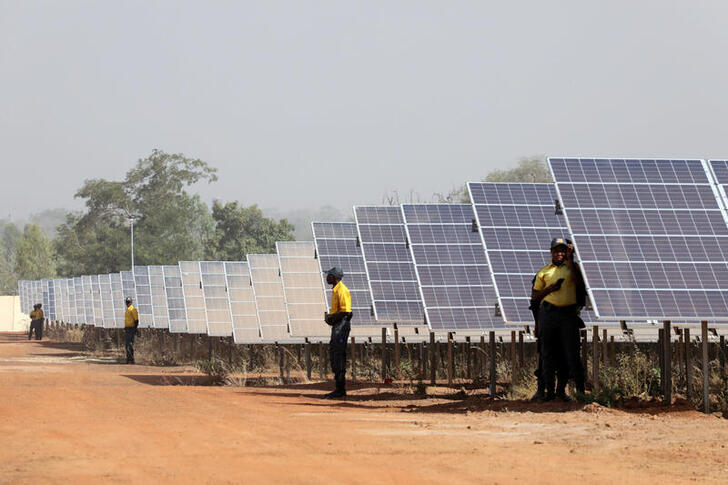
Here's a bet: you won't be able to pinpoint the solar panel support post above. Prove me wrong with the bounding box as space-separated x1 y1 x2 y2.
684 328 692 400
658 328 664 394
381 328 387 381
351 337 356 384
305 339 312 380
592 326 599 395
228 338 233 367
701 321 710 413
429 331 436 386
678 333 684 376
663 321 672 405
517 332 524 369
319 341 325 381
602 329 608 365
479 335 486 379
720 335 726 379
510 331 518 387
418 341 425 383
208 336 214 363
465 337 472 380
580 329 588 375
278 344 285 383
393 325 400 379
488 331 496 397
447 332 454 387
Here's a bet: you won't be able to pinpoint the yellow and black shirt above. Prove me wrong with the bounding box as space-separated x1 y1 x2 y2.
330 281 352 314
532 263 577 307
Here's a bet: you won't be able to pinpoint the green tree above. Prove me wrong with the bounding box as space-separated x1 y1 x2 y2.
15 223 56 281
55 150 217 276
207 201 295 260
0 222 23 294
484 155 552 183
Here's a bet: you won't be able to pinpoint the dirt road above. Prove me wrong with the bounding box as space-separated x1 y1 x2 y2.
1 333 727 484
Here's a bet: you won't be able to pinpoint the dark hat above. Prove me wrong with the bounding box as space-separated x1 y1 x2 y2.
550 237 569 249
326 267 344 279
125 297 132 304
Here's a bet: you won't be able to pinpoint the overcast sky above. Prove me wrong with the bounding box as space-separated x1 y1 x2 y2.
2 1 728 221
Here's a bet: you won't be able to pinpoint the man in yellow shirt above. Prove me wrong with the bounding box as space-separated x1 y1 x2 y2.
532 238 585 401
323 267 352 399
29 303 44 340
124 297 140 364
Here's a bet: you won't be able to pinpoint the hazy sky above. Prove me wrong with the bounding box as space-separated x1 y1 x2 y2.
3 1 728 221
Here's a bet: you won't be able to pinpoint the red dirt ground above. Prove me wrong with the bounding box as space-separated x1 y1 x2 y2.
1 332 727 484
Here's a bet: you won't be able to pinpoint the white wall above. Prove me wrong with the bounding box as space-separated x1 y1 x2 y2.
0 296 30 332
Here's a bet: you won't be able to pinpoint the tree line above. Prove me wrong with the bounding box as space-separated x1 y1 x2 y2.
0 152 549 295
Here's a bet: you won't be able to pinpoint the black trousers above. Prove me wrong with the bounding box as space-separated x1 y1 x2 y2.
125 327 137 362
329 316 351 391
535 336 569 393
538 303 584 395
28 320 42 340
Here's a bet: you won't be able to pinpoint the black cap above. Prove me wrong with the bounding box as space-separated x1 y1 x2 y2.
326 267 344 279
125 297 132 304
550 237 569 249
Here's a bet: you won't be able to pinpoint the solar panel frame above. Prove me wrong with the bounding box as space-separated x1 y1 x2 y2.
248 254 290 342
98 274 115 328
312 221 385 338
163 265 188 333
81 275 96 326
277 241 330 339
402 204 504 333
133 266 155 328
200 261 234 337
225 261 262 343
120 271 137 327
73 277 84 324
109 273 125 328
64 279 76 324
354 206 424 325
550 157 728 321
148 266 170 330
91 275 104 327
179 261 208 334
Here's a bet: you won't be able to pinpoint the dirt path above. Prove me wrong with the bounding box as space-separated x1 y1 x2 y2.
1 332 727 484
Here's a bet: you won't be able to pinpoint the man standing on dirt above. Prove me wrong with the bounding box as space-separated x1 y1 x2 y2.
323 267 352 399
29 303 44 340
531 238 585 401
124 298 139 364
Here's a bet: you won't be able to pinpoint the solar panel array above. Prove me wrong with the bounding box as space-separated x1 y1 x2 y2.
99 274 115 328
163 265 187 333
312 222 380 330
110 273 125 328
133 266 154 328
149 266 170 329
550 158 728 321
354 206 424 324
402 204 502 332
225 261 261 343
277 242 329 338
179 261 207 334
201 261 234 337
248 254 290 341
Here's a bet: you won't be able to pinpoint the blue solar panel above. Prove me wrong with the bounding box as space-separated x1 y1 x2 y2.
550 158 728 321
355 206 424 324
402 204 502 331
312 221 379 326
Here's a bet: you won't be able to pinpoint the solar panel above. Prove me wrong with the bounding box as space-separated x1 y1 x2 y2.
225 261 261 343
81 275 95 325
402 204 503 332
41 279 55 321
354 206 424 324
550 157 728 321
53 280 64 322
200 261 233 337
110 273 125 328
99 274 115 328
248 254 290 341
179 261 207 334
312 222 384 336
73 277 84 324
277 241 329 338
133 266 155 328
33 281 42 317
163 265 187 333
91 275 104 327
65 279 76 324
149 266 170 329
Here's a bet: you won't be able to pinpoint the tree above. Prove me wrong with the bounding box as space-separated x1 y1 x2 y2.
484 155 552 183
55 150 217 276
207 201 295 260
14 223 56 281
0 222 23 294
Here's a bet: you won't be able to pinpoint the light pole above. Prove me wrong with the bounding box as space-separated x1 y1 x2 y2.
129 216 135 269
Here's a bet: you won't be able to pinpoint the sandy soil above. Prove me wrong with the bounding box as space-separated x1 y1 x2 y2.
1 332 727 484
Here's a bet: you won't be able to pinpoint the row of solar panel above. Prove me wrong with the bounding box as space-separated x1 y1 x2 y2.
18 159 728 341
